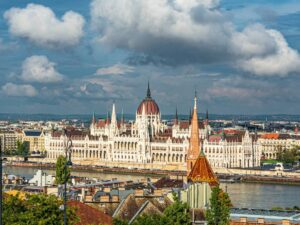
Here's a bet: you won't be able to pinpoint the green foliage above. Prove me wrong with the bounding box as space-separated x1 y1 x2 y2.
3 193 78 225
132 214 162 225
112 218 129 225
293 206 300 210
162 194 190 225
271 206 284 211
261 159 279 164
277 147 299 164
16 140 29 157
113 193 190 225
206 186 231 225
55 155 71 185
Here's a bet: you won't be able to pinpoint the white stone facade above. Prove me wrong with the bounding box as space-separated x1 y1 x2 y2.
45 88 261 170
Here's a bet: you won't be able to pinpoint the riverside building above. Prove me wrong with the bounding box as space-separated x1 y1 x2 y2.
45 84 261 170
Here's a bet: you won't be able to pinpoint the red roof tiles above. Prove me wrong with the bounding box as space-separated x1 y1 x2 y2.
188 155 219 186
68 201 112 225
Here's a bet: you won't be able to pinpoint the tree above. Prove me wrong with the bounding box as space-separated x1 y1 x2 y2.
206 186 231 225
112 218 129 225
162 193 190 225
3 193 78 225
132 214 162 225
55 155 71 185
277 147 299 164
16 140 29 158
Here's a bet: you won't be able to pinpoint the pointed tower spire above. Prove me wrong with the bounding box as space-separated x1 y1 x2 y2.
146 81 151 98
174 106 178 125
189 108 192 124
187 94 201 176
92 112 96 124
111 103 117 125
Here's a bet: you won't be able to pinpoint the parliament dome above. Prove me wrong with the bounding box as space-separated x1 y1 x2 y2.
137 83 160 115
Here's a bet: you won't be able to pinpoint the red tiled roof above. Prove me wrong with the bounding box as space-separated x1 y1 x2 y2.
97 120 106 128
179 120 205 129
260 133 280 139
179 121 190 129
188 155 219 186
68 201 112 225
209 136 222 142
153 177 184 189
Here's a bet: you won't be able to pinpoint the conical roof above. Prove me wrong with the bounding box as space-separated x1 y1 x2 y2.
188 155 218 186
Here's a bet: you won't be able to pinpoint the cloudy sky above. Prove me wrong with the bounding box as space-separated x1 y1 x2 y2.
1 0 300 115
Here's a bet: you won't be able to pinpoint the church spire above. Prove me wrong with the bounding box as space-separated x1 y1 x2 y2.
92 112 96 124
111 103 117 125
187 93 201 176
146 81 151 98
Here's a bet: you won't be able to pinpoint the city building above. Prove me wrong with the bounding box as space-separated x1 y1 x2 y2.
45 84 261 170
22 130 45 153
0 130 18 153
258 133 300 159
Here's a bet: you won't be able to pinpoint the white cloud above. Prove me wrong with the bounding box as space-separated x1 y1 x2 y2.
1 82 37 97
90 0 300 76
95 64 134 75
21 55 63 83
238 30 300 76
4 4 85 48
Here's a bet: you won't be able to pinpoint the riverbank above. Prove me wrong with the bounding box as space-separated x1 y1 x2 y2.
6 161 182 177
240 176 300 186
6 161 300 185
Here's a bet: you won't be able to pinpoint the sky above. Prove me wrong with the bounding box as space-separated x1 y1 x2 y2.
1 0 300 115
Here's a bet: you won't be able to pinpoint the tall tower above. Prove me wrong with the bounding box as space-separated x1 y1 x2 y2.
110 103 118 137
187 93 201 176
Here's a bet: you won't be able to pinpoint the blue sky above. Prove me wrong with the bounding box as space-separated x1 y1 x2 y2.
1 0 300 115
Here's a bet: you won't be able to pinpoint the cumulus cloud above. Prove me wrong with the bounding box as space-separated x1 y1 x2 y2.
1 82 37 97
90 0 300 76
21 55 63 83
4 4 85 48
238 30 300 76
95 64 134 75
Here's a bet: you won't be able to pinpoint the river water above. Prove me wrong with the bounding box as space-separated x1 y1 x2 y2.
4 166 300 209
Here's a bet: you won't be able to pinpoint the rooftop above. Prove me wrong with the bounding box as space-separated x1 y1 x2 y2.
68 200 113 225
24 130 42 137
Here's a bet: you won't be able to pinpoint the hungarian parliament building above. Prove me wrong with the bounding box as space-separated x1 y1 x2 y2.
45 84 261 170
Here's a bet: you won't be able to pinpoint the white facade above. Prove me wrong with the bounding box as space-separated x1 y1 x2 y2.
204 130 260 168
45 87 261 169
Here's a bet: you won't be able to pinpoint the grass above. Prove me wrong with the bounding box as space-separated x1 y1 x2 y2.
261 159 280 164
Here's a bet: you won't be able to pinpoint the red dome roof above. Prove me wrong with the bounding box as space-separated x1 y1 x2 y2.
137 98 160 115
137 82 160 115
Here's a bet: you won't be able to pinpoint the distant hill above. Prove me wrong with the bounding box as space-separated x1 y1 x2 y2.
1 113 300 122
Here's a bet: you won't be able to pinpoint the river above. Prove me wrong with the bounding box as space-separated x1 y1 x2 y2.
4 166 300 209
